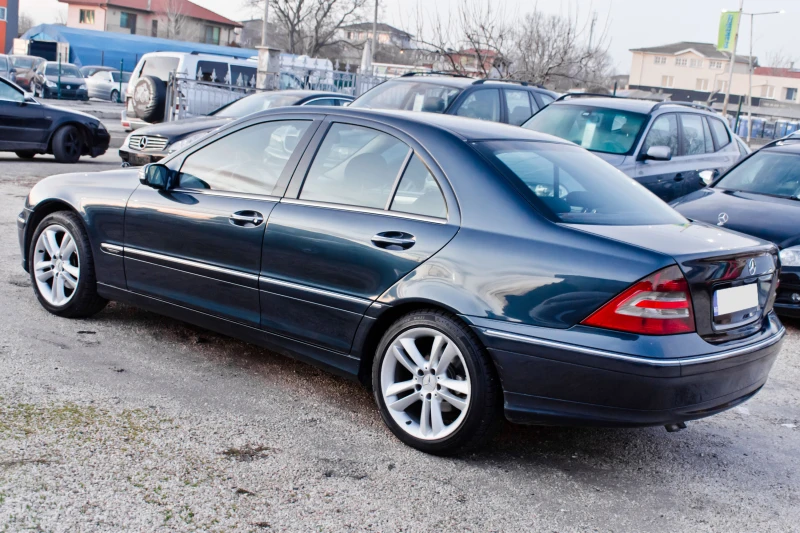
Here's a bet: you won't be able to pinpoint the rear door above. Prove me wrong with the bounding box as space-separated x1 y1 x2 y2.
259 118 459 353
673 113 720 197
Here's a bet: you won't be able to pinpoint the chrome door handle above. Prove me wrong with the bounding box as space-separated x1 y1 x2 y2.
371 232 416 250
229 211 264 227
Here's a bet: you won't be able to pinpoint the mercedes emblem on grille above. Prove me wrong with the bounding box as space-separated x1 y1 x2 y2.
748 258 757 276
717 212 729 226
136 137 148 150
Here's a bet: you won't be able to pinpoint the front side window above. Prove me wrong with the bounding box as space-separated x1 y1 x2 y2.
716 151 800 199
351 80 461 113
390 155 446 218
454 89 500 122
476 141 687 226
641 114 679 156
0 79 24 103
178 120 311 194
680 114 710 156
524 105 647 155
300 123 410 209
505 89 534 126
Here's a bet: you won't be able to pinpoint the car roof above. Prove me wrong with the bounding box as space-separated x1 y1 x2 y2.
247 106 571 143
551 96 723 117
278 90 353 98
385 75 557 94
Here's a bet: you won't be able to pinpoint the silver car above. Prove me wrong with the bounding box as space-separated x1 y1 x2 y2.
86 70 130 102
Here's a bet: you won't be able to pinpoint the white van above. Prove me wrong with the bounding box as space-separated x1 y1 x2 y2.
122 51 259 130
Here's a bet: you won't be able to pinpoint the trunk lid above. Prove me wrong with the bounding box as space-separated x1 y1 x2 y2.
569 222 780 343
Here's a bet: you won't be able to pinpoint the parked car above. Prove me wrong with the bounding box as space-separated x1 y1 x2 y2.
17 108 784 454
31 61 89 101
119 90 353 166
8 55 45 90
86 70 131 102
122 51 260 129
522 95 744 202
0 54 17 84
80 65 115 78
350 73 559 126
0 76 109 162
671 138 800 318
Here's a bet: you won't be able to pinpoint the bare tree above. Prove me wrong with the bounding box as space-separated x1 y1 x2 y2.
163 0 197 41
18 12 35 35
762 48 797 73
247 0 368 57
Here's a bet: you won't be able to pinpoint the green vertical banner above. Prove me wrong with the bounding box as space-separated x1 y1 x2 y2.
717 11 740 52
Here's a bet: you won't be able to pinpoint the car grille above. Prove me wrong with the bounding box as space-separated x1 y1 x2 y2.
128 135 169 152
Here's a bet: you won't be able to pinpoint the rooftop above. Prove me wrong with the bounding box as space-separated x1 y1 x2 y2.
630 41 755 65
340 22 412 37
57 0 241 27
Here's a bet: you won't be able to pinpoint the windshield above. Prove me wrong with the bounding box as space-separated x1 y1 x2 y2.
45 65 82 78
351 80 462 113
716 151 800 199
523 104 647 155
212 93 304 118
111 72 132 83
11 57 35 69
476 141 687 225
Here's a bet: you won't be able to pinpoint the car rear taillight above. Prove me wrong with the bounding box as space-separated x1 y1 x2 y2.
582 265 695 335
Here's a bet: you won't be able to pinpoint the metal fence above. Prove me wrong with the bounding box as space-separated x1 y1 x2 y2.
165 65 391 122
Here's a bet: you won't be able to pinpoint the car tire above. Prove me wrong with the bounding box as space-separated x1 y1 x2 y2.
15 151 37 159
132 75 166 123
372 309 501 455
28 211 108 318
51 125 83 163
110 89 119 103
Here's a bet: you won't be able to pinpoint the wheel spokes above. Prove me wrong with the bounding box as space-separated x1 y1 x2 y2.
420 396 432 436
392 346 417 374
388 392 421 412
385 380 416 397
439 377 470 395
60 234 76 258
436 344 458 375
399 338 428 370
439 390 468 411
430 398 445 435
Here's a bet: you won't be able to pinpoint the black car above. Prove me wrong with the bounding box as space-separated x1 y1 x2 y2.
119 90 353 166
350 73 559 126
672 139 800 317
523 96 748 202
18 108 784 454
0 76 109 163
31 61 89 101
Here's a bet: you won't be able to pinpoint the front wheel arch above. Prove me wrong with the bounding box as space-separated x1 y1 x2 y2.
47 122 89 156
23 201 82 272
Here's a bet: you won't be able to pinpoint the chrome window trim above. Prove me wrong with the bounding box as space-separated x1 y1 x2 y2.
301 97 353 106
170 188 282 202
281 198 447 224
384 148 414 210
123 246 259 281
481 327 786 367
261 276 373 305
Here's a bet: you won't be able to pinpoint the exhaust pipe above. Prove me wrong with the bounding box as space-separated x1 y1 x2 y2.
664 422 687 432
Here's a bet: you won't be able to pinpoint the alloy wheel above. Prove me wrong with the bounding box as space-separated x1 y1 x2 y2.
380 327 471 440
63 130 81 159
33 224 80 306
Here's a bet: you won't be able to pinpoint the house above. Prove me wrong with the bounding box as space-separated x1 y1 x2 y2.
58 0 241 46
1 0 19 53
338 22 412 50
433 48 505 77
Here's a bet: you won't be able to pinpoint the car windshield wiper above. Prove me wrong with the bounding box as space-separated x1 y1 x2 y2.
719 188 800 201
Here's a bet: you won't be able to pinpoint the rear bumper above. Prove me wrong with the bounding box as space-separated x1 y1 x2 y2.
468 314 785 427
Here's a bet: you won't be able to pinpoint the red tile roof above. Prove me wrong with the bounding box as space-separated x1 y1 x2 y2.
58 0 241 27
754 67 800 79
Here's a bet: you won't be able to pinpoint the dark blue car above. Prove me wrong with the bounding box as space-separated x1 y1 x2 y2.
672 139 800 318
17 108 785 454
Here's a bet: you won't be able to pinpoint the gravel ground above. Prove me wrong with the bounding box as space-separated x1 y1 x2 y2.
1 158 799 532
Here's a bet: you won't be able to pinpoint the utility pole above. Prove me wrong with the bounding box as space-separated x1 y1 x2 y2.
744 9 784 143
371 0 378 66
721 0 744 117
261 0 269 47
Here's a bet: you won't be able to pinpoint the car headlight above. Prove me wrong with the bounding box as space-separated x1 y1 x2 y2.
780 246 800 267
45 80 57 88
167 131 213 153
78 84 87 90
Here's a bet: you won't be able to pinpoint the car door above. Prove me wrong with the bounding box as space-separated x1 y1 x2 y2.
634 113 685 201
452 89 502 122
259 118 460 353
123 116 320 326
0 78 46 150
706 115 741 171
672 113 721 197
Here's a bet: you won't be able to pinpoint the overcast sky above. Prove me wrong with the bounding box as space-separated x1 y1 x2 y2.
20 0 800 73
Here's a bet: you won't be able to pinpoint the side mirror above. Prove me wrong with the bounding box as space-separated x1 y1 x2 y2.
699 169 717 186
644 145 672 161
138 163 171 189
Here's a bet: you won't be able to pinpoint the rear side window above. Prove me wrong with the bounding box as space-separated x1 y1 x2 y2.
475 141 687 226
350 80 461 112
300 123 411 209
140 56 180 81
709 117 731 148
390 155 447 218
196 60 228 83
642 114 679 156
230 65 257 87
680 114 711 155
505 90 534 126
455 90 501 122
178 120 310 194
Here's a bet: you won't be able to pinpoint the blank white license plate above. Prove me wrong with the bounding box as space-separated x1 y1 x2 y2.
713 284 759 317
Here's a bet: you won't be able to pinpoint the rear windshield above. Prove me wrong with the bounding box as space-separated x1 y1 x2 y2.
11 57 35 69
351 80 461 113
212 92 304 117
716 151 800 199
476 141 687 225
523 104 647 155
45 65 82 78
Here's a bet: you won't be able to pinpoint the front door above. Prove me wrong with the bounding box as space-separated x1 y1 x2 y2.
0 79 46 150
260 120 459 352
123 118 317 326
634 113 685 201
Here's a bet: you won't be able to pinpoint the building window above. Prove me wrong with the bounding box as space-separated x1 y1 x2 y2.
205 26 221 45
661 75 674 88
0 6 7 21
696 78 709 91
709 60 723 69
120 12 137 34
654 56 666 65
785 87 797 101
762 85 775 98
715 80 728 92
690 59 703 68
675 58 688 67
79 9 95 24
347 31 354 39
151 20 158 37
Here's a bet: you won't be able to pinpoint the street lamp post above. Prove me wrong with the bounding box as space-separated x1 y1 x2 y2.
742 10 784 143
